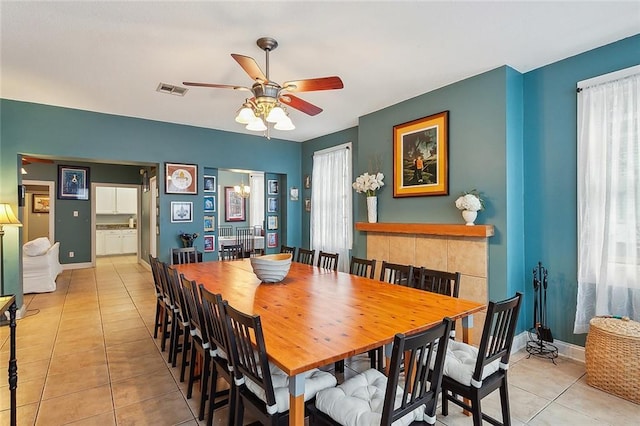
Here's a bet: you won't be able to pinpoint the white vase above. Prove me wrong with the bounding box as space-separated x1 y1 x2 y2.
366 196 378 223
462 210 477 226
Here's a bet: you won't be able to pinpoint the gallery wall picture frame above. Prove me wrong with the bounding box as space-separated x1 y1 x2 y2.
58 165 90 200
305 198 311 212
393 110 449 197
204 215 215 232
225 187 245 222
170 201 193 223
304 174 311 189
32 194 50 213
267 197 278 213
203 235 215 252
203 175 216 193
267 232 278 248
290 187 299 201
267 215 278 230
204 196 216 212
165 162 198 194
267 179 279 195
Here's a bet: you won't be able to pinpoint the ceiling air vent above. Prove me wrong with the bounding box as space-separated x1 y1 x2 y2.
156 83 188 96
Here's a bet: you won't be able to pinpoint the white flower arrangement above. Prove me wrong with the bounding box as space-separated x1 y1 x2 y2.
455 190 484 212
352 172 385 197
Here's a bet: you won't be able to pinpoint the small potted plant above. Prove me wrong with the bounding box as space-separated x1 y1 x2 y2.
178 231 199 248
455 190 484 225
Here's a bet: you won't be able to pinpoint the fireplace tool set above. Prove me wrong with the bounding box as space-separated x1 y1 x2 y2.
526 261 558 362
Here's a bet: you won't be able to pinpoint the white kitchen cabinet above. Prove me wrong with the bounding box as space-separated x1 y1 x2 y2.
96 187 137 214
97 229 137 255
96 230 107 255
121 229 137 253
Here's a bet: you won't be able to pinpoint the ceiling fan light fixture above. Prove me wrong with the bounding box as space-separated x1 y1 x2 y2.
246 117 267 131
235 106 256 124
274 116 295 131
266 105 286 123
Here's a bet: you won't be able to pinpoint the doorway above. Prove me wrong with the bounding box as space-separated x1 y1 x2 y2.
21 180 55 243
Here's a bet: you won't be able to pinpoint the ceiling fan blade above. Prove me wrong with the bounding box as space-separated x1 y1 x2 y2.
231 54 268 83
279 94 323 116
182 82 251 91
22 156 53 165
282 76 344 92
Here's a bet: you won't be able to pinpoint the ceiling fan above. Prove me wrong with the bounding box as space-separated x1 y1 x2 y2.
183 37 344 137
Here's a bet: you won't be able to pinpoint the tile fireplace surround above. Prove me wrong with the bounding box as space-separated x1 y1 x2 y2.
355 222 494 344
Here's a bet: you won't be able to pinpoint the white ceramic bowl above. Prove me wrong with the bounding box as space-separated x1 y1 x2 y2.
250 253 293 283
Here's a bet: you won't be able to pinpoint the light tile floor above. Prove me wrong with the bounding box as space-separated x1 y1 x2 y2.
0 255 638 425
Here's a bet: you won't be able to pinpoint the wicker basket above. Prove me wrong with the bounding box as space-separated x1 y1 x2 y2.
585 317 640 404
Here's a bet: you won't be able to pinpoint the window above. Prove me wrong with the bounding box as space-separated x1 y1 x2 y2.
574 67 640 333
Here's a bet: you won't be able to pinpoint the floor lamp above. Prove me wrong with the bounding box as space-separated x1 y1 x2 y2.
0 203 22 296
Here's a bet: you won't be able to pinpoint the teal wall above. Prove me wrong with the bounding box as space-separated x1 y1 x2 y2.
1 100 302 304
355 67 518 305
523 34 640 346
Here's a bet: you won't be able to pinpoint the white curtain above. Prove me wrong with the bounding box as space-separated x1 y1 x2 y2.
574 72 640 333
311 144 353 271
249 173 264 230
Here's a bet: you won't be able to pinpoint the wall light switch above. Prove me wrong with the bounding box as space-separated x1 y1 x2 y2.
69 251 75 258
73 211 79 217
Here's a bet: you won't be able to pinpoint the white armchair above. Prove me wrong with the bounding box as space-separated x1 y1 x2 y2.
22 237 62 293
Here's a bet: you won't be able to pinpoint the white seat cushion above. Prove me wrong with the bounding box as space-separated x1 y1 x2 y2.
442 340 500 387
244 364 337 414
315 368 426 426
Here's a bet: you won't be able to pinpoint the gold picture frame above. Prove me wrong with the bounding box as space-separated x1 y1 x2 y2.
393 111 449 197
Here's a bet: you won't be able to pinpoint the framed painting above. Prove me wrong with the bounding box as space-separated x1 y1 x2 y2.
268 179 279 195
305 198 311 212
170 201 193 223
33 194 50 213
304 174 311 189
267 215 278 230
203 175 216 193
267 232 278 248
267 197 278 213
204 195 216 212
290 187 299 201
225 187 245 222
58 165 90 200
203 235 215 252
165 162 197 194
204 215 215 232
393 111 449 197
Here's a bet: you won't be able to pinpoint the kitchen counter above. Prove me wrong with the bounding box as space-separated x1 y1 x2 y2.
96 224 137 230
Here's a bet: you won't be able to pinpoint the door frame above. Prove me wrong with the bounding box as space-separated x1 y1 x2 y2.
22 180 55 242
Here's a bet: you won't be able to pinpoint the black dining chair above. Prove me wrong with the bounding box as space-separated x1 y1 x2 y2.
236 227 254 258
379 261 414 286
308 318 453 426
148 255 166 339
221 302 337 426
198 285 234 426
414 267 461 339
317 251 339 271
297 248 315 265
349 256 377 279
220 244 242 261
440 292 523 426
218 225 233 237
280 245 296 258
171 246 198 265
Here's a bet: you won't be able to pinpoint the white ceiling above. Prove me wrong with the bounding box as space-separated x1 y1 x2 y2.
1 1 638 142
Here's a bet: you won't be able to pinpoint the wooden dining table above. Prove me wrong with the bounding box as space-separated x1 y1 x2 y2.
175 259 485 426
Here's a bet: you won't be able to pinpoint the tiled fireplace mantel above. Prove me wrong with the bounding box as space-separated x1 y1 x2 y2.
355 222 494 344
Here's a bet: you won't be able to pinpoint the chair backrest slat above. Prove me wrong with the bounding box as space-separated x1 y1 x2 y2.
172 247 198 265
349 256 376 279
414 267 461 297
280 245 296 257
199 285 229 357
236 227 253 258
220 244 243 260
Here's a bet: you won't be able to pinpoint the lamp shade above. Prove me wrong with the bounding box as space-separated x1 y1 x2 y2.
246 118 267 131
236 107 257 124
266 106 286 123
0 204 22 226
274 116 295 131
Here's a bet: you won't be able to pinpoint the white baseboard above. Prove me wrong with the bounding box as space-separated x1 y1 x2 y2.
512 331 585 363
61 262 93 270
